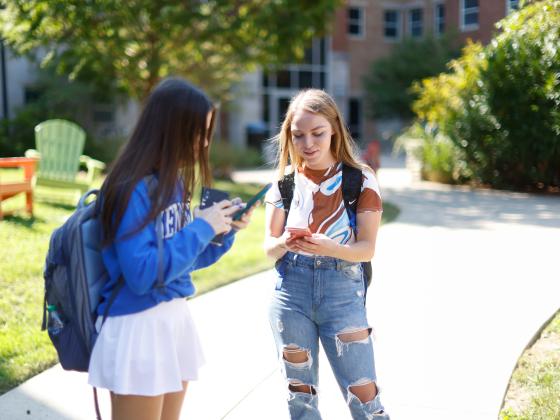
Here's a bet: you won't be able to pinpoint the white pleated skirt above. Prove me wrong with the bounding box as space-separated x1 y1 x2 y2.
88 298 205 396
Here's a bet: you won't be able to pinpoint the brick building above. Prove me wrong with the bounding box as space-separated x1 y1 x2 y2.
228 0 520 151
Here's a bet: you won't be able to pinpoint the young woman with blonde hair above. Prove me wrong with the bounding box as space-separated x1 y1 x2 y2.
264 89 389 419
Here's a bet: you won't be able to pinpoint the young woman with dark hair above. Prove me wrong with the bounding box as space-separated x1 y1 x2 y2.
88 78 254 420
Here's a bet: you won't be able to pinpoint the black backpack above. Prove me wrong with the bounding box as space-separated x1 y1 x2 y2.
278 164 373 292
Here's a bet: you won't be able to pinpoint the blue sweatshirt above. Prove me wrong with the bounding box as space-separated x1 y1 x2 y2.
98 179 235 316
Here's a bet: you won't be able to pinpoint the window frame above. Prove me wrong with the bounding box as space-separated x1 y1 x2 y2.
460 0 479 32
383 9 401 42
347 6 365 39
506 0 519 14
434 2 445 36
348 97 363 143
408 8 423 38
260 37 329 131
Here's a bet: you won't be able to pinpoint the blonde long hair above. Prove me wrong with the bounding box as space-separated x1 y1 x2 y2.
274 89 368 178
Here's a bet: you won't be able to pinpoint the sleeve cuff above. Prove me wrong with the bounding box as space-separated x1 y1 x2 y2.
190 217 216 243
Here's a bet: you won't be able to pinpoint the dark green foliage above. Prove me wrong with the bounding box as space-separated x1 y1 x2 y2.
0 66 122 162
410 1 560 190
0 69 95 158
210 141 264 179
363 35 460 119
480 2 560 188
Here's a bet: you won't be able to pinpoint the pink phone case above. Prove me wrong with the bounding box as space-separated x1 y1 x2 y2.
287 227 312 238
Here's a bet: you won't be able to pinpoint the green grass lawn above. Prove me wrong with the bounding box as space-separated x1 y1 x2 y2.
0 168 399 395
500 310 560 420
0 174 270 395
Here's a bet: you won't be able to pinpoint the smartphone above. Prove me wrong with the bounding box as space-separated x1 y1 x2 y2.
232 183 272 221
286 227 312 239
200 187 230 245
200 187 230 210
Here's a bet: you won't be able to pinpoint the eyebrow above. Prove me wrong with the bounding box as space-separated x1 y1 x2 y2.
291 125 327 132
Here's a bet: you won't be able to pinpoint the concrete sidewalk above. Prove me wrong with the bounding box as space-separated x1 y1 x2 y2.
1 157 559 419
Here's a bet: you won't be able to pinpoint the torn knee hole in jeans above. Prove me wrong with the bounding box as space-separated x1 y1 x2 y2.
347 378 379 405
335 327 372 356
288 379 317 395
283 344 313 369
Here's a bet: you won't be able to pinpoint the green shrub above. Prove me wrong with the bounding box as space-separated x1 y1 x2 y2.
0 65 126 164
397 122 469 183
411 1 560 190
82 136 126 166
481 0 560 188
210 141 264 179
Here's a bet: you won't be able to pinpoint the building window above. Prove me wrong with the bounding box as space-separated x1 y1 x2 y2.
262 39 326 92
435 3 445 35
93 106 114 123
347 7 365 38
409 8 423 38
262 93 270 123
461 0 479 31
24 87 42 104
384 10 401 40
261 38 328 131
348 98 362 142
507 0 519 13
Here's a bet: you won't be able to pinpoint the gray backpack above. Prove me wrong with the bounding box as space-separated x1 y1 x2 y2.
42 178 163 372
42 178 164 419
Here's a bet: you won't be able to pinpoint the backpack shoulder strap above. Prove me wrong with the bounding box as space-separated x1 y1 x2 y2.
341 165 373 293
341 164 363 215
278 172 295 214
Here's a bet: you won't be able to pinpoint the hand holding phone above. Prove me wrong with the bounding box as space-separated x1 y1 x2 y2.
286 227 312 240
232 183 272 221
199 187 231 245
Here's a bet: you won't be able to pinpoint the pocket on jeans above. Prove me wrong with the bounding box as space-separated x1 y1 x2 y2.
342 264 363 282
274 258 286 290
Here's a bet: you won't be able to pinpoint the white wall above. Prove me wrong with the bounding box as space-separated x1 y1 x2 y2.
0 48 38 119
228 71 262 147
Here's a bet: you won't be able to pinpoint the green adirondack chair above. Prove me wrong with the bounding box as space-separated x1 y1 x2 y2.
25 119 105 197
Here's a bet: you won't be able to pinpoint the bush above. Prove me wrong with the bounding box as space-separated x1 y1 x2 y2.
396 122 470 183
82 136 126 166
481 0 560 188
210 141 264 179
411 1 560 190
363 34 460 119
0 66 115 163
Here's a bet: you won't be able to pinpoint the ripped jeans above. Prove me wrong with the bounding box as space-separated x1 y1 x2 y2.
269 252 387 420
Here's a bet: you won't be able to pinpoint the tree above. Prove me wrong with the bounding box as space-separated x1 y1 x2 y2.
363 35 460 119
0 0 341 100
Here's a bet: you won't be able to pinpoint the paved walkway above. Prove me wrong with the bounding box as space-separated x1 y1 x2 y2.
1 155 559 419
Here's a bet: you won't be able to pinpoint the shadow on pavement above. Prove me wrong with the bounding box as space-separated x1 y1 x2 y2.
385 185 560 230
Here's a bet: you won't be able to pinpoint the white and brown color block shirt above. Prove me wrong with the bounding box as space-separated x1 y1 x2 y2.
266 162 383 245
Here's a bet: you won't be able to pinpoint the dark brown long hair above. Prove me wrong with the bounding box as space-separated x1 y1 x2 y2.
101 78 215 244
